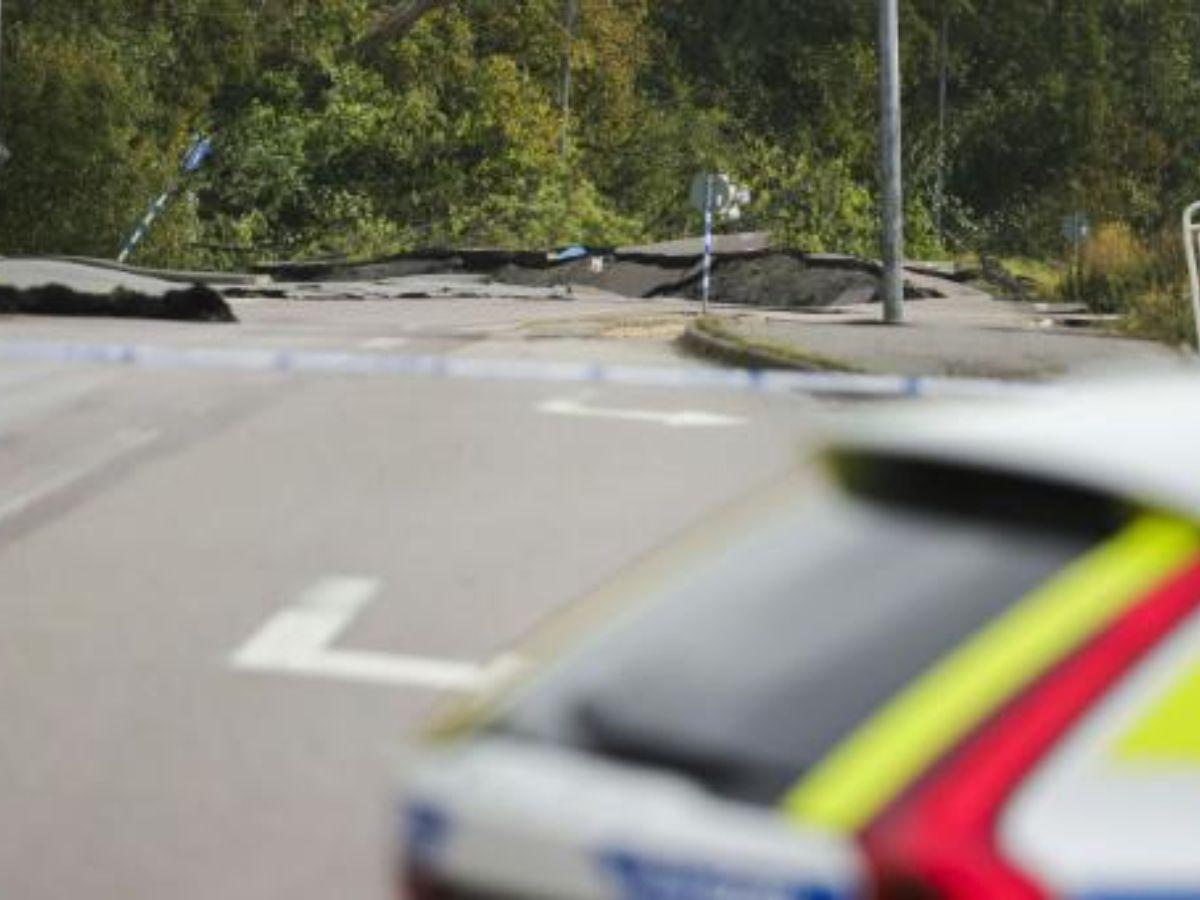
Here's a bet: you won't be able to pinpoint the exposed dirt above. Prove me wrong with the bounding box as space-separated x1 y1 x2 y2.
0 283 237 322
702 255 878 308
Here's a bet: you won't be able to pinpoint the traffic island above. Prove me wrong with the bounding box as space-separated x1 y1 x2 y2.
684 308 1181 380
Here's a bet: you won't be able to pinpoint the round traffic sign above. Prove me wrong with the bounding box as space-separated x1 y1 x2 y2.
690 173 733 214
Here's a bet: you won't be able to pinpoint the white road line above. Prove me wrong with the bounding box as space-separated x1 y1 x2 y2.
0 428 159 525
539 396 746 428
231 577 486 691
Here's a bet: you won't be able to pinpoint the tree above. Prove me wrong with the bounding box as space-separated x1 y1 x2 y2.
354 0 456 56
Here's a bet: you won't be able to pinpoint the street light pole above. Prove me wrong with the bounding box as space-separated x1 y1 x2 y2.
935 8 948 245
558 0 578 160
556 0 579 246
879 0 906 324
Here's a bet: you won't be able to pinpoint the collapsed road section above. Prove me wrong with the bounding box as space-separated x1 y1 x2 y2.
0 235 954 320
252 234 948 309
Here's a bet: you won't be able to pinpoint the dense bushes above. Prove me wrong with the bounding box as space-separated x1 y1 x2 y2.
1056 224 1195 346
1 0 1200 280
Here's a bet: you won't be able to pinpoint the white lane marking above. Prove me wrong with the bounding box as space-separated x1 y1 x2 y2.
0 428 159 525
360 337 410 351
231 577 486 691
539 396 746 428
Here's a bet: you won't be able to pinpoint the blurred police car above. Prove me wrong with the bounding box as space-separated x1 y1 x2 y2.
399 376 1200 900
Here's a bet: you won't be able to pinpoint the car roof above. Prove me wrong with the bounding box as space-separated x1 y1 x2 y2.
828 372 1200 520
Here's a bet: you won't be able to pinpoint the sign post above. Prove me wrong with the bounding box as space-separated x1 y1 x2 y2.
1062 212 1089 303
702 176 714 314
1183 202 1200 351
689 173 738 315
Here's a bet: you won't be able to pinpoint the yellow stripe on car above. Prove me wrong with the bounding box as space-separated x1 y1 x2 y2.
783 515 1200 834
1116 659 1200 764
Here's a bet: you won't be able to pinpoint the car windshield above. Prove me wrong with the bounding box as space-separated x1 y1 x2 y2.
499 495 1103 805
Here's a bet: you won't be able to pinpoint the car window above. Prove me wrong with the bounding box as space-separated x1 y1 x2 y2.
498 495 1102 805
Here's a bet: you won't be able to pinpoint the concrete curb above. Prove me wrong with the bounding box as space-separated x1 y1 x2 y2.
680 317 859 373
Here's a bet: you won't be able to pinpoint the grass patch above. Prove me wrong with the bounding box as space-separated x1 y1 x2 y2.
955 253 1063 302
524 312 688 340
996 257 1066 298
1050 223 1198 347
1121 287 1197 348
948 225 1198 348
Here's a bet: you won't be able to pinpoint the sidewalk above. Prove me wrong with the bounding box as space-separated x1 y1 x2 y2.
688 272 1185 380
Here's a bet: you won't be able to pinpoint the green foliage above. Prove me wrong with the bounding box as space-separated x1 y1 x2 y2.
1056 223 1195 348
0 23 182 258
738 139 877 255
1059 224 1174 314
1122 285 1195 347
2 0 1200 273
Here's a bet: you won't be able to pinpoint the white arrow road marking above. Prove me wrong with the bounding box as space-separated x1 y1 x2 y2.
538 397 746 429
231 577 489 691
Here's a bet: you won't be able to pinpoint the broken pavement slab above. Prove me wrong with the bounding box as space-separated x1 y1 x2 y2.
232 275 632 304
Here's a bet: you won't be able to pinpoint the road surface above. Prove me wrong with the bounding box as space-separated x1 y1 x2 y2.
0 290 826 899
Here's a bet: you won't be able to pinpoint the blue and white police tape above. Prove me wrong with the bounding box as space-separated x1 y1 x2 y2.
118 189 175 264
0 338 1038 400
118 135 213 263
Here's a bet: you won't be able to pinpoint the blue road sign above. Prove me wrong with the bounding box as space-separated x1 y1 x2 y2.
181 137 212 174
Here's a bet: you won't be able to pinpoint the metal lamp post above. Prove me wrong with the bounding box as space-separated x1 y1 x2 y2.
559 0 578 161
879 0 906 324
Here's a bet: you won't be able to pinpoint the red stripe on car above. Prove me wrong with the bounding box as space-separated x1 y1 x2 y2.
863 559 1200 900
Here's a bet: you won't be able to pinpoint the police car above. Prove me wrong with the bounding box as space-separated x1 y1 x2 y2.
398 375 1200 900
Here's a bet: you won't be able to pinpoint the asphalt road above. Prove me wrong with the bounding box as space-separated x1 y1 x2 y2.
0 291 825 899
